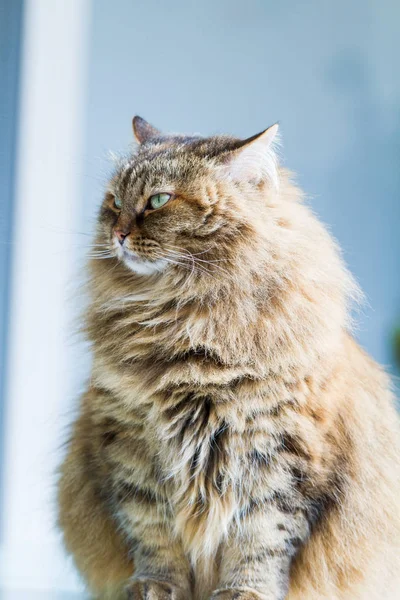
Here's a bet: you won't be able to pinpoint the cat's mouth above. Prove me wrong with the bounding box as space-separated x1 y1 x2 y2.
114 241 167 276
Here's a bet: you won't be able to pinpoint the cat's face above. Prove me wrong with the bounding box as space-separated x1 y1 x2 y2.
97 117 279 275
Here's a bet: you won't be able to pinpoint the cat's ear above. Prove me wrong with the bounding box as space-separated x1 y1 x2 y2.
218 124 279 186
132 116 161 143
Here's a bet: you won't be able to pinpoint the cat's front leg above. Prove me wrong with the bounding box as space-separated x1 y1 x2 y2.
124 530 192 600
210 500 310 600
120 498 193 600
124 529 192 600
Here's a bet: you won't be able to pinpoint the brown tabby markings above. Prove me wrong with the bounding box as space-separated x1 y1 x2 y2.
58 117 400 600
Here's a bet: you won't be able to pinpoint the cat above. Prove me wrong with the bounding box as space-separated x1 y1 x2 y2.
58 116 400 600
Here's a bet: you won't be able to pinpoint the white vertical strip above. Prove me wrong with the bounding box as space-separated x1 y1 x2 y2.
0 0 91 593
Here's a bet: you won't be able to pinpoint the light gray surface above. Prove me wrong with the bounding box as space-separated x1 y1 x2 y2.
0 593 84 600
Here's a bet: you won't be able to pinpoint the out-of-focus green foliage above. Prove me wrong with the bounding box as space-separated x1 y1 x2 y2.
393 327 400 370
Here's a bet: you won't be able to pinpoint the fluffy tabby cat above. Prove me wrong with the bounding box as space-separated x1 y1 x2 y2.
58 117 400 600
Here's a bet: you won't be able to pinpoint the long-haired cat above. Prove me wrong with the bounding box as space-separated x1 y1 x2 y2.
58 117 400 600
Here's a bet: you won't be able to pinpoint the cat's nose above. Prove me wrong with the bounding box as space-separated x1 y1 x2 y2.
114 229 129 245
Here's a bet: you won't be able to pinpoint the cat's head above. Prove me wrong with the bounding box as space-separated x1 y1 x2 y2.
96 116 279 276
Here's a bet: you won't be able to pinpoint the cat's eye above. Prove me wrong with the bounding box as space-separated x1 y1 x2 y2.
149 193 171 210
113 195 122 210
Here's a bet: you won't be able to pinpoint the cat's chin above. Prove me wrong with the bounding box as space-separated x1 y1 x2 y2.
112 242 167 275
122 254 167 276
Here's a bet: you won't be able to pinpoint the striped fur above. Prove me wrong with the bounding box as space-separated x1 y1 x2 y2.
58 118 400 599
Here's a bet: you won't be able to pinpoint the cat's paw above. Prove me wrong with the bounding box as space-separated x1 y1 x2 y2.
210 588 268 600
126 579 187 600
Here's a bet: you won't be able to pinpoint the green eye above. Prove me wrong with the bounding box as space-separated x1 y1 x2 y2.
114 195 122 209
149 193 171 210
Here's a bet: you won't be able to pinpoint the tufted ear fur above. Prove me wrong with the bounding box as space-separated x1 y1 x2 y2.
218 124 279 187
132 116 161 144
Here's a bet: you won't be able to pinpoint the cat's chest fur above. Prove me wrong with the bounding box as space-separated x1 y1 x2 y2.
94 359 314 563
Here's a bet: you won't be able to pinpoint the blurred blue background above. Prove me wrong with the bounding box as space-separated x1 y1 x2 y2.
83 0 400 365
0 0 399 595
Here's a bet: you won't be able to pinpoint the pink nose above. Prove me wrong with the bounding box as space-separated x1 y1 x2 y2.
115 229 129 245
